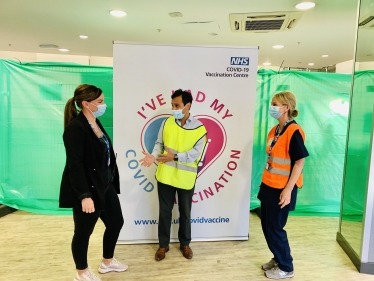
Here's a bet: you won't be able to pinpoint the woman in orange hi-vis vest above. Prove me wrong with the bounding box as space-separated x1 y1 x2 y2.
257 91 309 280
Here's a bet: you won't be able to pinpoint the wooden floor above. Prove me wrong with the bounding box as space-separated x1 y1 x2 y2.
1 211 374 281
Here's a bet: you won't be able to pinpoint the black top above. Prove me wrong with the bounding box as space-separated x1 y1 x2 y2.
257 121 309 211
98 134 113 185
59 112 120 210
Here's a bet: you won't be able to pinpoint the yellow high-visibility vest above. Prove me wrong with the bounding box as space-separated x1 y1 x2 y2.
156 116 207 190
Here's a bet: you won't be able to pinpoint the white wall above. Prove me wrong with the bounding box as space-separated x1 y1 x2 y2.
257 65 280 71
0 51 113 66
357 61 374 71
0 51 38 62
90 56 113 66
336 60 356 74
36 53 89 64
2 50 373 72
335 59 374 73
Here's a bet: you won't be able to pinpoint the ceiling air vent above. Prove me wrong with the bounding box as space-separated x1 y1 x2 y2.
230 12 303 33
359 9 374 29
39 44 59 49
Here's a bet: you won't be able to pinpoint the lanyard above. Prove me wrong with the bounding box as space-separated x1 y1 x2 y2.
88 121 111 167
268 119 292 158
101 134 111 167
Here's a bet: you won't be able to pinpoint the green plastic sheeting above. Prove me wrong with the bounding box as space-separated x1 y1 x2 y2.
0 60 113 215
252 69 351 216
0 60 355 216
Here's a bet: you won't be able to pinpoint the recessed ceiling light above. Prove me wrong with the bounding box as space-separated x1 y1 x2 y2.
263 62 272 66
110 10 127 17
79 35 88 39
58 48 69 52
273 45 284 49
295 2 316 10
322 54 329 57
308 63 314 66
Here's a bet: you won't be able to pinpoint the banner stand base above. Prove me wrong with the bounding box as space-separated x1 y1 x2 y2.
117 236 250 245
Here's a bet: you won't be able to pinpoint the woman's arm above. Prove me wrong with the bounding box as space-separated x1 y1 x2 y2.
63 123 92 200
279 158 305 209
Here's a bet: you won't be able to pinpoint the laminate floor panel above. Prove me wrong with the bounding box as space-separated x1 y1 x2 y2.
0 211 372 281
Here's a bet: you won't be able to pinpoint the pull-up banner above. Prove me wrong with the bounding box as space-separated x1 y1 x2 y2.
113 42 258 243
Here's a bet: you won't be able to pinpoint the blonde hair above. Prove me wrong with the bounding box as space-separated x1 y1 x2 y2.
273 91 298 118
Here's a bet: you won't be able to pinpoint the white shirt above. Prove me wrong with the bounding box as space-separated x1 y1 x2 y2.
151 115 206 163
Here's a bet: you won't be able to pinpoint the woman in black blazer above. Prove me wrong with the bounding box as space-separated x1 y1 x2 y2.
60 84 127 281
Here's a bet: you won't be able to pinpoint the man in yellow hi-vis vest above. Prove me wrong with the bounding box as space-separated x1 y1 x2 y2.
140 89 207 262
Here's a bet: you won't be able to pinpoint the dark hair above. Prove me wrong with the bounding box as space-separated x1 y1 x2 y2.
171 89 193 106
64 84 102 129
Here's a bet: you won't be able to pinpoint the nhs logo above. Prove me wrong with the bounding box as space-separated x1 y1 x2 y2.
230 57 250 65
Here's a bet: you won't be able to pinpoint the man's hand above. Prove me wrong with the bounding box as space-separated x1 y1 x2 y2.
156 148 175 163
82 198 95 213
139 151 156 167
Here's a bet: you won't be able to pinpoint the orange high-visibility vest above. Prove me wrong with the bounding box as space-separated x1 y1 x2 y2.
261 123 305 189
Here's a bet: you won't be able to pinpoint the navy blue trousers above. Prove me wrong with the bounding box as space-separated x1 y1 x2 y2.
260 202 293 272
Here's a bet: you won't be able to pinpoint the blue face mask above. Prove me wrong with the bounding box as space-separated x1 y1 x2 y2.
90 103 107 118
172 106 185 120
269 105 284 119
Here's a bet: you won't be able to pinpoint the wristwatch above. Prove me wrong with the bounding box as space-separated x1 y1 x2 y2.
174 154 178 161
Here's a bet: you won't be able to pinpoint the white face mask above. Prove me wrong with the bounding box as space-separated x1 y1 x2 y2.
269 105 285 119
89 103 107 118
172 106 186 120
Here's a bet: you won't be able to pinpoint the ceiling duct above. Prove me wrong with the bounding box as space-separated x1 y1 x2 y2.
229 12 303 33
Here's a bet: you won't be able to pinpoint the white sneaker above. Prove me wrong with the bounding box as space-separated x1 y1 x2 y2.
265 266 294 279
262 258 278 270
98 258 128 274
74 267 102 281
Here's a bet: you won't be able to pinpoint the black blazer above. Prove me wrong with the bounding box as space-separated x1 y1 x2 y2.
59 112 120 210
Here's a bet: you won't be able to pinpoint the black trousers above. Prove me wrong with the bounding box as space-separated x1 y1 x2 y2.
72 184 124 270
157 181 195 248
260 202 293 272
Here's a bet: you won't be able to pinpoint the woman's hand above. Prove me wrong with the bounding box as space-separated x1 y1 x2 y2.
279 188 292 209
139 151 156 167
82 198 95 213
278 158 305 209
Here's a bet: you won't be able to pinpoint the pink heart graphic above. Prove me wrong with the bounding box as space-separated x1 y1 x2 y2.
140 115 227 176
194 115 227 177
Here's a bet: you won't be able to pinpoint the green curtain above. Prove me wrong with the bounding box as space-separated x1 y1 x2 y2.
251 70 351 216
0 60 113 215
0 60 357 216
